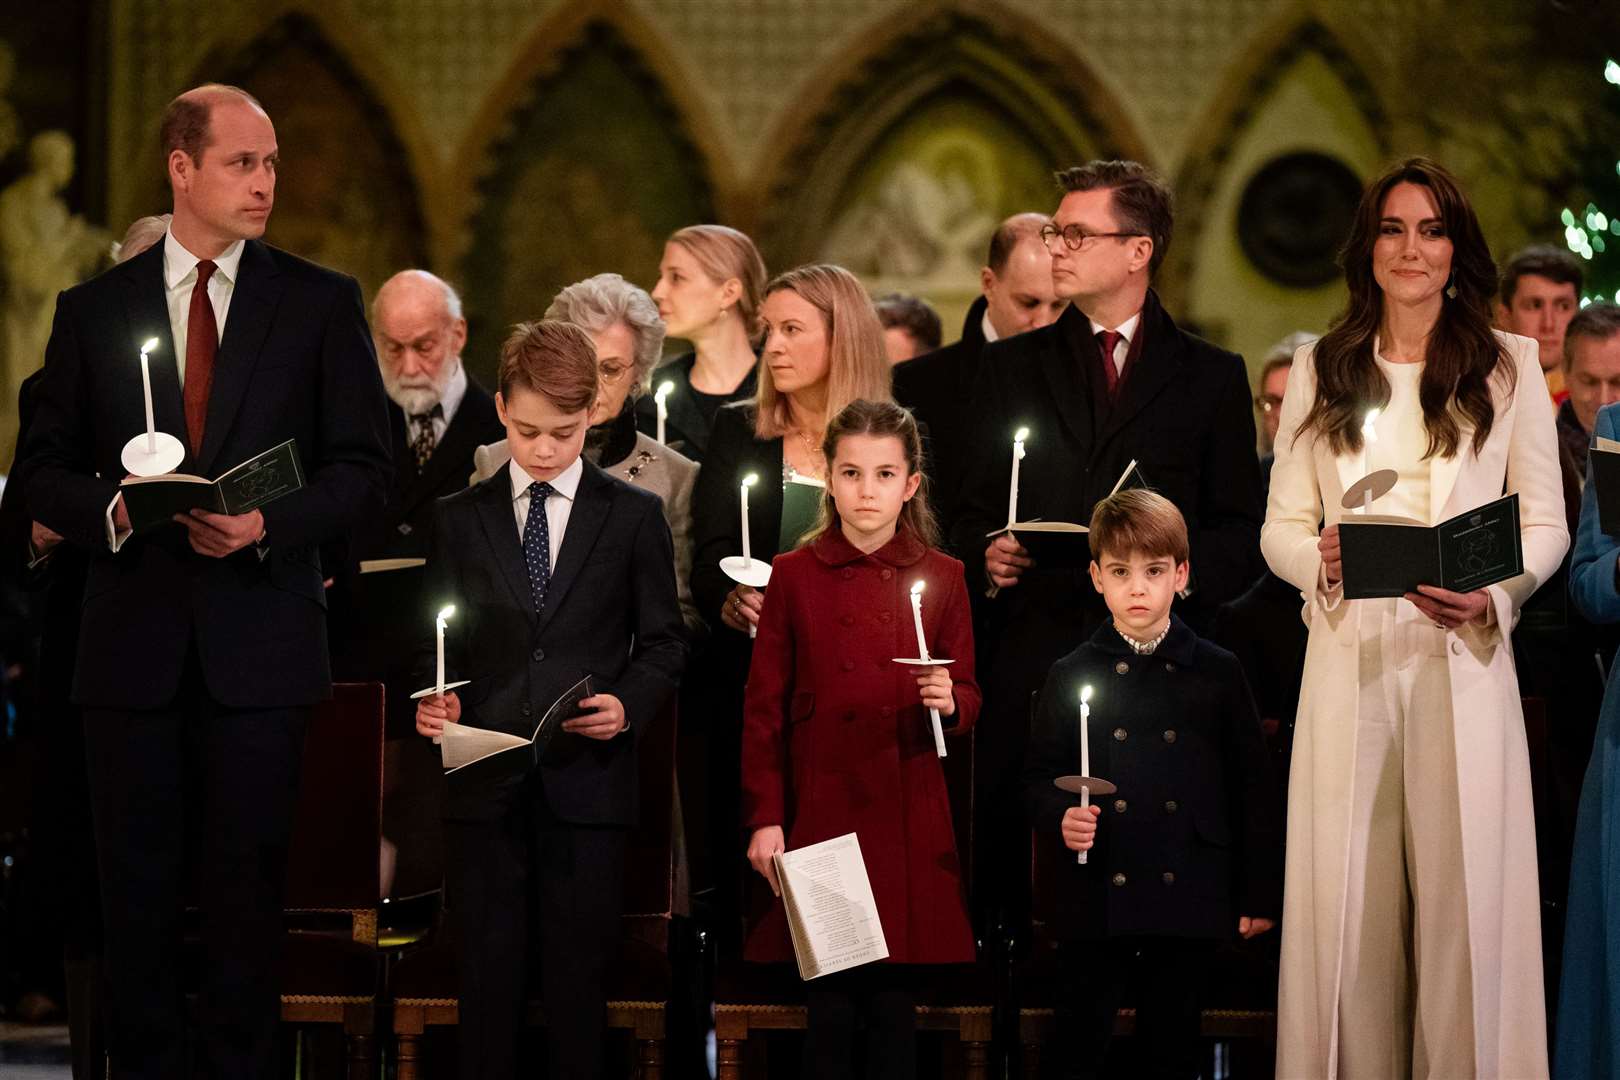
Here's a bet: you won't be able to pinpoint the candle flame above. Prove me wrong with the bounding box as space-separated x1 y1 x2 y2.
655 380 674 403
140 337 160 356
436 604 456 622
1080 684 1093 704
1014 426 1029 443
911 580 925 596
742 473 759 488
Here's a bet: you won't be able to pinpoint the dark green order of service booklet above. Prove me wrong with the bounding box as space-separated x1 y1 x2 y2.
119 438 305 534
1338 492 1523 600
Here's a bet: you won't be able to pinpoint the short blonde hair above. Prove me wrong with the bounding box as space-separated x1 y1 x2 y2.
1088 489 1189 565
754 264 892 440
668 224 768 346
497 320 599 414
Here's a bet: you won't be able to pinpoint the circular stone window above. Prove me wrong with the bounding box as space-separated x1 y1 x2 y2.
1237 152 1363 287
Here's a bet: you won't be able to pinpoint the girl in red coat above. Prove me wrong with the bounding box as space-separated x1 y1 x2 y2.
742 398 981 1079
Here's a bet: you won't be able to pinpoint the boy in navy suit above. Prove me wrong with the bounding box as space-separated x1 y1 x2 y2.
416 320 686 1080
1023 490 1281 1080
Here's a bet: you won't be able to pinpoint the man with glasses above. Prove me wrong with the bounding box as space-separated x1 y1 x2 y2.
951 160 1264 955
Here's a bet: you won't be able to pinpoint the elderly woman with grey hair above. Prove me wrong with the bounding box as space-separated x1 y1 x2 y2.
473 272 702 635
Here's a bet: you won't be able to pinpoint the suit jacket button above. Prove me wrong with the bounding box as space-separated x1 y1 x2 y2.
1113 727 1128 742
1164 800 1178 813
1165 662 1176 673
1114 660 1129 675
1111 873 1127 887
521 702 533 717
1163 729 1177 744
1113 799 1127 813
397 522 413 536
841 660 855 672
881 569 893 581
531 648 545 662
1162 872 1175 885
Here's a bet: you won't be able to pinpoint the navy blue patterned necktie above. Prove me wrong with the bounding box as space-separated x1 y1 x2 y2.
522 481 555 609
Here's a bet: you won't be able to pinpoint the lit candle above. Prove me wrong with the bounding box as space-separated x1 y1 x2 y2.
655 380 674 444
740 473 758 565
911 581 946 757
1007 426 1029 528
433 603 455 744
139 337 160 453
1360 409 1381 512
1079 684 1093 865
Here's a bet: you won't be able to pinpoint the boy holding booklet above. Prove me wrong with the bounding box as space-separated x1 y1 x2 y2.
414 320 686 1080
1023 490 1281 1080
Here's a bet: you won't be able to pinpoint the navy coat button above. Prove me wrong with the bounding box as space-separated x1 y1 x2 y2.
1114 660 1129 675
521 702 533 717
1165 662 1176 672
531 648 545 662
1113 799 1127 813
1165 800 1179 813
1162 872 1176 885
1111 873 1127 887
1112 727 1128 742
1163 730 1177 744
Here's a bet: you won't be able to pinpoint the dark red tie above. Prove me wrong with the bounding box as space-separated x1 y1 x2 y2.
183 260 218 456
1096 329 1123 399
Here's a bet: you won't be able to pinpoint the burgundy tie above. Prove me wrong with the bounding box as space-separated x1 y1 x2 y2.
1096 329 1123 399
183 260 218 456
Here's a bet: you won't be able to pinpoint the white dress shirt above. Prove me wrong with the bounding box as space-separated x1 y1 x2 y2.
163 229 243 385
981 309 1000 344
1087 311 1142 375
508 455 582 570
401 360 467 446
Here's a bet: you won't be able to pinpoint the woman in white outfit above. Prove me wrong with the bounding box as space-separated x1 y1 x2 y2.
1263 157 1567 1079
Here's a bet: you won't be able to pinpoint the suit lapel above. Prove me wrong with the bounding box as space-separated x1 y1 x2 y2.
536 462 614 636
119 245 191 467
1040 307 1097 454
198 240 284 474
472 473 537 620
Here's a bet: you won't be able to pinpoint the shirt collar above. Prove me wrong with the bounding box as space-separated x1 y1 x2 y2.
810 524 927 568
1087 612 1197 666
1087 310 1141 346
980 309 1000 344
508 454 583 503
163 228 245 290
438 360 468 423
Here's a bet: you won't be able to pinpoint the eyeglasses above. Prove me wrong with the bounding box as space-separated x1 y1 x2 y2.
1039 223 1145 251
598 360 632 385
1254 394 1283 414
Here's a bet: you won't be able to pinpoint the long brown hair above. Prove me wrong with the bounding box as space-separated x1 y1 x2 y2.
753 264 893 441
1296 157 1511 459
801 399 940 549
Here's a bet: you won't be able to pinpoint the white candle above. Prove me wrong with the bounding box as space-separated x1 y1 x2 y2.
911 581 947 757
433 604 455 744
1360 409 1381 513
1079 684 1093 865
655 380 674 444
1007 426 1028 528
139 337 159 453
740 473 758 565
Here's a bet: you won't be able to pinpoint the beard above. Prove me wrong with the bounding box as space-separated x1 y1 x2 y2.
383 360 455 415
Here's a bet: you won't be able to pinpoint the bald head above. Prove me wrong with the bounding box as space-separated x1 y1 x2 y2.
373 271 468 413
160 84 266 167
982 212 1067 339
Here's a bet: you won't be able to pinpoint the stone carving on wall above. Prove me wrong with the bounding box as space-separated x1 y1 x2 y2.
0 131 108 459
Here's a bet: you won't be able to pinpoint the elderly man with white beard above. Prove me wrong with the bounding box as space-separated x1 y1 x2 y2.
326 268 505 897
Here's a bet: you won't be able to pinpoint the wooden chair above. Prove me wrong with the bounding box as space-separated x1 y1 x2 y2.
390 700 679 1078
278 681 386 1078
711 726 995 1077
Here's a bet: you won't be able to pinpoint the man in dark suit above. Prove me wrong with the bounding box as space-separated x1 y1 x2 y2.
326 269 503 896
894 212 1067 537
414 320 686 1080
12 84 392 1080
951 161 1262 938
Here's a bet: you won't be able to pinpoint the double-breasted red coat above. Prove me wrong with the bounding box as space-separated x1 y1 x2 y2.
740 525 980 964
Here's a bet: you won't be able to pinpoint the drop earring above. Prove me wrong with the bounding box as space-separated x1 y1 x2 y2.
1445 273 1458 300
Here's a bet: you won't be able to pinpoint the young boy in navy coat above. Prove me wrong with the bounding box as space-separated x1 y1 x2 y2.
1023 489 1281 1080
415 320 686 1080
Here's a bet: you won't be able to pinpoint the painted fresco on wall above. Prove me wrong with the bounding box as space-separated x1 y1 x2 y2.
460 25 713 386
819 91 1063 341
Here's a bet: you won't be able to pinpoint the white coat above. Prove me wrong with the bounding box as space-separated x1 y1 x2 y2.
1261 331 1567 1078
